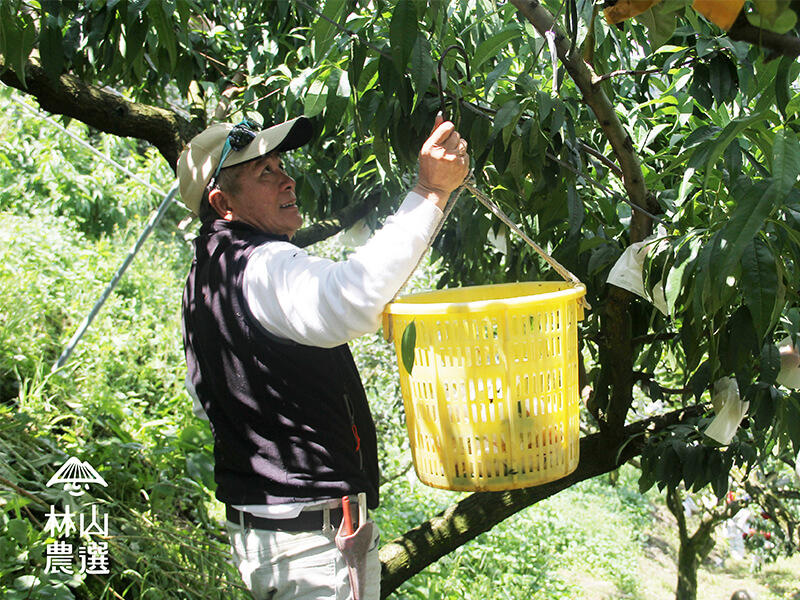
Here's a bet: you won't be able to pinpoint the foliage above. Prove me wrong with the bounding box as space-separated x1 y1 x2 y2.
0 88 178 239
0 406 242 600
0 97 240 598
0 213 241 598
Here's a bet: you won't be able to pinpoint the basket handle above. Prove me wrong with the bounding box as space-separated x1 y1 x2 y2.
391 171 592 315
461 173 592 310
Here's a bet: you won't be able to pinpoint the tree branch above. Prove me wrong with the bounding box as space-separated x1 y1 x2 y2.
592 56 696 85
293 191 382 248
379 405 705 597
0 57 193 169
509 0 655 243
510 0 653 439
3 58 381 248
578 141 623 178
728 16 800 58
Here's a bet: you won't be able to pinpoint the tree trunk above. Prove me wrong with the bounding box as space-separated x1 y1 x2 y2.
666 486 719 600
675 538 700 600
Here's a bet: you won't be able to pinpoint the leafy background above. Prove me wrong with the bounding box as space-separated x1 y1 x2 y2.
1 83 798 599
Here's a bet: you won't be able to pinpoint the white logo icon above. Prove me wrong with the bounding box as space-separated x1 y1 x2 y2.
46 456 108 496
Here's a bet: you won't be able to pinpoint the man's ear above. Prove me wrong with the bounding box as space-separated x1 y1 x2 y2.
208 188 235 221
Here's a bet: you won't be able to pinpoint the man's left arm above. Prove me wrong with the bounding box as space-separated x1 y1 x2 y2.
243 190 442 348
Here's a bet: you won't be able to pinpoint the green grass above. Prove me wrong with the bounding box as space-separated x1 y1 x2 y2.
375 464 800 600
0 212 243 599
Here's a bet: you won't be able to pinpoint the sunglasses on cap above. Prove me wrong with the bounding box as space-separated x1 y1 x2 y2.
210 117 262 185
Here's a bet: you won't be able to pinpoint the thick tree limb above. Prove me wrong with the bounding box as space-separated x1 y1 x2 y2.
2 59 383 248
602 284 636 436
728 16 800 58
0 57 192 169
293 191 382 248
379 405 705 597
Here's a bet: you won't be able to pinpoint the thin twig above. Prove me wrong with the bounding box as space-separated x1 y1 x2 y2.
592 56 696 84
544 150 671 228
578 141 623 177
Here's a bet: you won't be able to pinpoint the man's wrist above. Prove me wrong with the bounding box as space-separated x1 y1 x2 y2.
412 183 452 209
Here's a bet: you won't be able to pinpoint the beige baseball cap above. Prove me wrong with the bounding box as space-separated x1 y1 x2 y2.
177 116 313 214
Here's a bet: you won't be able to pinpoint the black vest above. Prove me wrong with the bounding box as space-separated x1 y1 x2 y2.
182 220 379 508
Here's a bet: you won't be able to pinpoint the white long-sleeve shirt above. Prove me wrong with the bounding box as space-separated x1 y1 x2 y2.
242 191 443 347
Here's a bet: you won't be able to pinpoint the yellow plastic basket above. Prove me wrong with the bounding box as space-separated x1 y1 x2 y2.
383 281 586 492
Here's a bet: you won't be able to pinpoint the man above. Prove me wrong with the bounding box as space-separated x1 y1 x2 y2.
176 112 469 600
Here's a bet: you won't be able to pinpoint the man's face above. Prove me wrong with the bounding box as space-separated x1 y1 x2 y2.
220 152 303 238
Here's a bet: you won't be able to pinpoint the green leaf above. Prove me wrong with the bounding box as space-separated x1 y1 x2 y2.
759 343 781 385
710 181 776 289
747 4 797 33
0 11 36 87
506 137 524 179
401 321 417 375
567 185 583 235
689 360 712 401
708 53 737 106
147 1 176 70
349 41 367 92
721 307 760 373
498 98 531 146
186 451 215 490
635 0 687 50
325 66 350 129
741 238 779 341
682 444 704 490
378 54 399 102
312 0 346 63
493 98 521 134
690 449 712 492
473 27 520 71
410 33 434 111
772 128 800 201
127 0 151 22
469 112 491 158
38 14 64 85
665 236 700 314
304 78 327 118
784 397 800 451
702 112 766 189
711 452 730 499
372 133 391 174
179 423 212 449
775 56 794 120
6 519 28 544
390 0 418 75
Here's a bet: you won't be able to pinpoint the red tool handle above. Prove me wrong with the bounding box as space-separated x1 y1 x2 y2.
341 496 354 535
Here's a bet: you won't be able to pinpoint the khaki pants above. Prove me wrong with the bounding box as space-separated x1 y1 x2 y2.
225 518 381 600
